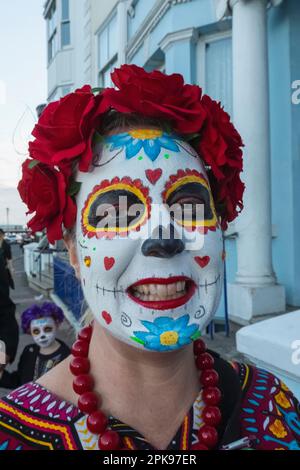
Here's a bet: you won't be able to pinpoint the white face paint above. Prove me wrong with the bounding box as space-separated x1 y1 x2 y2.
76 129 223 352
30 317 57 349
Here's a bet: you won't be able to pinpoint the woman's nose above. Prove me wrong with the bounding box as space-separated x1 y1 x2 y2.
141 224 185 258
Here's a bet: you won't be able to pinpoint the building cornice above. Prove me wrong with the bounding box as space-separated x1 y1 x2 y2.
216 0 284 21
159 27 198 52
126 0 192 61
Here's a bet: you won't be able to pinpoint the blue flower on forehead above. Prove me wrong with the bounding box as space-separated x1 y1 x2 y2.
132 314 200 352
105 128 180 161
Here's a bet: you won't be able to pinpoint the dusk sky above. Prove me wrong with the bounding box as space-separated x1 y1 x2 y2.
0 0 47 226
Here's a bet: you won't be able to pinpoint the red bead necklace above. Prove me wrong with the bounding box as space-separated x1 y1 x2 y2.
69 325 222 450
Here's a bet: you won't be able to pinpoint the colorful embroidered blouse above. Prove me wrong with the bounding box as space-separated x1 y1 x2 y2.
0 362 299 451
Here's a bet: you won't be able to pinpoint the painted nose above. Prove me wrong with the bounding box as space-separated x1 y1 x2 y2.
141 225 185 258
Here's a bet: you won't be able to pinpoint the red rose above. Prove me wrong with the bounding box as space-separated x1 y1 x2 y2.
19 65 244 241
18 160 76 243
102 64 206 134
29 85 107 172
198 95 244 229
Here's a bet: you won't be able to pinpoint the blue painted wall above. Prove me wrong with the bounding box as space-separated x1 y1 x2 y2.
127 0 300 310
268 0 300 306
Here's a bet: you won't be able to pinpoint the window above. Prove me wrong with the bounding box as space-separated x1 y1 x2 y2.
62 85 72 96
197 33 232 116
61 0 71 47
101 60 118 88
98 14 118 86
47 1 58 63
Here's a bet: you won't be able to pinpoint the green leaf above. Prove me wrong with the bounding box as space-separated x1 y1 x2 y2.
67 181 81 197
185 133 201 142
191 330 202 341
91 87 105 95
130 336 145 346
28 159 40 169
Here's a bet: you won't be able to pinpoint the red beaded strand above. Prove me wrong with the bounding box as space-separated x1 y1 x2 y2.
69 328 222 450
193 339 222 450
69 325 121 450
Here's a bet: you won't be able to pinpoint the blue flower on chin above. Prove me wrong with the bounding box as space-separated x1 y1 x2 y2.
105 129 180 161
132 315 200 352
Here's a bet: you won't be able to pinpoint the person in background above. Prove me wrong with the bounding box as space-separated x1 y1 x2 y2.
0 228 19 369
0 228 15 295
0 302 70 389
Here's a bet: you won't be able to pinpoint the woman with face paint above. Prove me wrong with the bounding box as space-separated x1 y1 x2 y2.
0 302 70 390
0 66 299 451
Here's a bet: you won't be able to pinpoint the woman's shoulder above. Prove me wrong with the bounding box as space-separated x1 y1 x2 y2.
0 360 86 450
230 360 300 450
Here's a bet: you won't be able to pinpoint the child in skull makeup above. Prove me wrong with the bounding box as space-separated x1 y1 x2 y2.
0 302 70 389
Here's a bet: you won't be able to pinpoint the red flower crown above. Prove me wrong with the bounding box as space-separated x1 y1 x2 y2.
18 64 244 243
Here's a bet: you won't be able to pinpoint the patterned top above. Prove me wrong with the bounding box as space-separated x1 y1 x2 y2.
0 362 299 451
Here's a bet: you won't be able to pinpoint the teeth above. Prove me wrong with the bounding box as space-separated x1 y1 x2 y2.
132 281 187 301
176 281 184 292
143 285 150 294
167 283 176 295
149 284 157 295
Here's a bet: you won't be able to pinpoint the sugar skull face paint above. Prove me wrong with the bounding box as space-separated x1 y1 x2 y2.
76 129 223 352
30 317 57 349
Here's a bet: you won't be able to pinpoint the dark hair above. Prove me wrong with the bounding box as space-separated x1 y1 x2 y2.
0 229 5 235
21 302 64 334
98 111 173 136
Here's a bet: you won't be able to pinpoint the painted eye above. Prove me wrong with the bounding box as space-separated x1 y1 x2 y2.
88 190 145 229
166 183 212 222
44 326 53 333
32 329 40 336
162 169 218 230
81 177 151 238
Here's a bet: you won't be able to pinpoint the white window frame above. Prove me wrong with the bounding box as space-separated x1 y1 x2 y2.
61 0 71 48
47 0 58 64
96 12 118 87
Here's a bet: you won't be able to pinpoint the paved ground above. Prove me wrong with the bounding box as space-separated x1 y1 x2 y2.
0 245 245 397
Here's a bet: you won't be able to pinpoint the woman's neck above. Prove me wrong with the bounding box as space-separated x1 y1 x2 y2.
90 322 197 389
38 322 201 449
87 323 200 449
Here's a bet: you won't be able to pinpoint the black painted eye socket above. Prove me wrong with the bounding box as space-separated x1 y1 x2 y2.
32 328 41 336
166 182 214 222
87 189 146 230
44 326 53 333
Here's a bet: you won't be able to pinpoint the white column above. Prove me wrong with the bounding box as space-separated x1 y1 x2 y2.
227 0 285 323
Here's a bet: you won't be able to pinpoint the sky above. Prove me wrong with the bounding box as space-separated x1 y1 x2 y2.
0 0 47 227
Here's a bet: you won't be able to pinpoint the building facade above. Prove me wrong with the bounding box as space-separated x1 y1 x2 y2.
43 0 300 324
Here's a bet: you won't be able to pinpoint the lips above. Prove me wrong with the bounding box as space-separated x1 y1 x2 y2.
127 276 196 310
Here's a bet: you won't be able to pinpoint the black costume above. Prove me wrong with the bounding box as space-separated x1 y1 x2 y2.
0 240 18 363
0 339 70 389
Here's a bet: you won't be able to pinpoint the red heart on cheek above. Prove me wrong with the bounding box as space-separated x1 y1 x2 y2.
104 257 115 271
145 168 162 185
194 256 210 268
102 311 112 325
